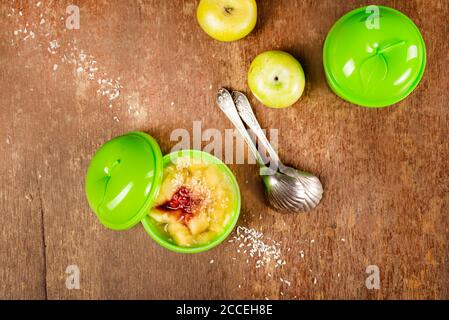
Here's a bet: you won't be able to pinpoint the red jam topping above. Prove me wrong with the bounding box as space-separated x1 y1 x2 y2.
157 186 199 223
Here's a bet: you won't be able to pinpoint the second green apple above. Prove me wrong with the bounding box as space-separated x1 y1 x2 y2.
248 51 305 108
196 0 257 42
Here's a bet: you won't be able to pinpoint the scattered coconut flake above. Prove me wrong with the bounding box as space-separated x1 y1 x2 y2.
8 4 123 109
229 226 286 269
48 40 60 54
209 259 214 264
23 30 35 41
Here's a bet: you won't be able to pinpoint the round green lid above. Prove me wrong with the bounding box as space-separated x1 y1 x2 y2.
85 132 164 230
323 6 426 108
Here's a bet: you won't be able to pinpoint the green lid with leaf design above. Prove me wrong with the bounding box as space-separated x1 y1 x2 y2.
323 5 426 108
85 132 164 231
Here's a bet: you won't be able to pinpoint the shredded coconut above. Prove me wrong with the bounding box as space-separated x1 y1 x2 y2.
229 226 285 269
8 3 123 118
48 40 60 54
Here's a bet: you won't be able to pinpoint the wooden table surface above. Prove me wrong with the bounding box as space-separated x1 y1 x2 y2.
1 0 448 300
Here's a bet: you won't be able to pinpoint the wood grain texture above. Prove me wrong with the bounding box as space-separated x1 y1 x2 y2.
0 0 448 300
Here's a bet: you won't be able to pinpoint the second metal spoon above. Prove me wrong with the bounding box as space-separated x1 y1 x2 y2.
232 90 323 212
216 88 323 212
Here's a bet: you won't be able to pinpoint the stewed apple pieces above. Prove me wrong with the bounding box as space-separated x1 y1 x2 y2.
148 156 234 247
187 213 210 235
167 222 193 247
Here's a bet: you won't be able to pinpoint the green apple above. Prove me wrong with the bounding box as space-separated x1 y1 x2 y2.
248 50 306 108
196 0 257 42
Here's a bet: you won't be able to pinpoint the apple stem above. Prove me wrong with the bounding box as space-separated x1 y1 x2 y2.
224 7 233 14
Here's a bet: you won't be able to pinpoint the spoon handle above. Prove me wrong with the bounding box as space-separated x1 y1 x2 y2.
216 88 265 166
232 91 283 170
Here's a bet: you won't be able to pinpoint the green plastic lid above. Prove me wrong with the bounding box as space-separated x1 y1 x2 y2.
85 132 163 230
323 6 426 108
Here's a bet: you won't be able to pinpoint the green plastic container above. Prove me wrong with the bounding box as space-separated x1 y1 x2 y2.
323 6 426 108
85 132 241 253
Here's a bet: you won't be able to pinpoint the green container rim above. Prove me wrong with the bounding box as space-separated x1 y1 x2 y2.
141 149 241 254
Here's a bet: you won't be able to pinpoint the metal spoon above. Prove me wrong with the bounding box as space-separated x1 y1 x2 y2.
232 91 323 212
216 88 323 212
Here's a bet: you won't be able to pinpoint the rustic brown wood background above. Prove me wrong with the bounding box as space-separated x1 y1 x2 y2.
0 0 448 300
